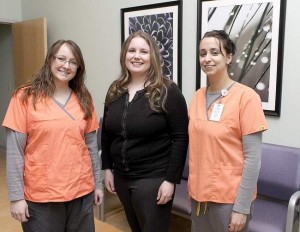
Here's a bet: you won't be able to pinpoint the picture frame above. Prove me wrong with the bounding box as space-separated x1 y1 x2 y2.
196 0 286 116
121 1 182 88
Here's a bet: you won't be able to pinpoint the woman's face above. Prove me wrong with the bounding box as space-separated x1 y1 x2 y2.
51 43 78 86
125 37 151 79
199 37 232 77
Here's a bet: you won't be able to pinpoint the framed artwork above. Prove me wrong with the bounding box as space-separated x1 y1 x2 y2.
197 0 286 116
121 1 182 88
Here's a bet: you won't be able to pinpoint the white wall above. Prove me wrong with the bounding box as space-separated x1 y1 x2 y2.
17 0 300 148
0 0 22 22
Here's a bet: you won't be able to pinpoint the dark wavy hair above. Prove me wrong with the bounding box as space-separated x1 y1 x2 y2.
15 39 94 119
201 30 236 57
105 31 172 112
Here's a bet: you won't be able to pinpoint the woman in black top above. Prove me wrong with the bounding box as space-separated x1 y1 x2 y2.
101 31 188 232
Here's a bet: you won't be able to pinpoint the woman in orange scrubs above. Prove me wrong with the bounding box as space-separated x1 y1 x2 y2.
188 30 268 232
2 40 103 232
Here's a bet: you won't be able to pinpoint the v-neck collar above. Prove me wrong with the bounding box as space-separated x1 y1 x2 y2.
52 90 73 108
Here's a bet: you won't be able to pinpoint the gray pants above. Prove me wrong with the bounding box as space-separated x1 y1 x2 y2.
191 199 251 232
22 191 95 232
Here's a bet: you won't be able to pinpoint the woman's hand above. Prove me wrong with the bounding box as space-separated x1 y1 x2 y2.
94 189 104 205
157 181 174 205
10 199 29 222
229 211 247 232
104 169 116 194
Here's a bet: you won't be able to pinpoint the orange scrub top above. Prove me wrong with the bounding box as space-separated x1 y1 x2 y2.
188 83 267 203
2 90 99 202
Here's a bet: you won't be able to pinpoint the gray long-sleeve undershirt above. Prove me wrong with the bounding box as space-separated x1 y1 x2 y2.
234 132 262 214
207 92 262 214
6 129 26 201
85 131 104 191
6 128 103 202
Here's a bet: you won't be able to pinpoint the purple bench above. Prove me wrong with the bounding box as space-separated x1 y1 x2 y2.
171 143 300 232
249 143 300 232
172 152 191 219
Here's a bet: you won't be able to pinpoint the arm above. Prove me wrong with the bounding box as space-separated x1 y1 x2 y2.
6 128 29 222
100 105 116 194
6 129 26 201
229 132 262 231
85 131 104 205
164 84 189 184
157 84 189 204
101 105 113 170
234 132 262 213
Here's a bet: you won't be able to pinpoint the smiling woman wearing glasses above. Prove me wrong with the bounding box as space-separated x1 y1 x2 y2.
2 39 103 232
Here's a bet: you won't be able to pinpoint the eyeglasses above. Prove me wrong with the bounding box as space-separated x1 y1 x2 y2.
54 56 79 69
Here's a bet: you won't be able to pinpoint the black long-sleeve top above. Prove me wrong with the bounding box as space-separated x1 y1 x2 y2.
101 84 188 184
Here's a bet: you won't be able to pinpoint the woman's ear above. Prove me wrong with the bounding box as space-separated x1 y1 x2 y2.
226 53 233 65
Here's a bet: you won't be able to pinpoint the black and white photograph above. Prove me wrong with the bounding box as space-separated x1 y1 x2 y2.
197 0 286 115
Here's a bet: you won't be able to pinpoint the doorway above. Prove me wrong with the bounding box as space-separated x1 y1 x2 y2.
0 23 14 150
0 17 47 150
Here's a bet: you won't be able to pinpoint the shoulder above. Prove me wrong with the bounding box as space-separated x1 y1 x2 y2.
11 87 29 101
164 81 187 108
14 86 27 95
191 86 206 99
232 83 263 110
196 87 206 94
233 82 260 99
166 82 184 99
167 81 180 92
234 82 256 93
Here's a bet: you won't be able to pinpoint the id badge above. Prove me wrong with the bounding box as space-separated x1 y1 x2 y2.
209 103 224 122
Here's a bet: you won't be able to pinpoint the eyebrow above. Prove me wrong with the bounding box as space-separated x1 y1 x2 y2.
55 55 77 60
200 48 220 51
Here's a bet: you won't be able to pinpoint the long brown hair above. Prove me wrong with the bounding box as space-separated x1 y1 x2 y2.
105 31 172 112
15 39 94 119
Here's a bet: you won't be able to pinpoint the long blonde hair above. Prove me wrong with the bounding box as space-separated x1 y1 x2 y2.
105 31 172 112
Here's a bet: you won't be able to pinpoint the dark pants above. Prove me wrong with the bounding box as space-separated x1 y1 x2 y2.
22 191 95 232
114 174 173 232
